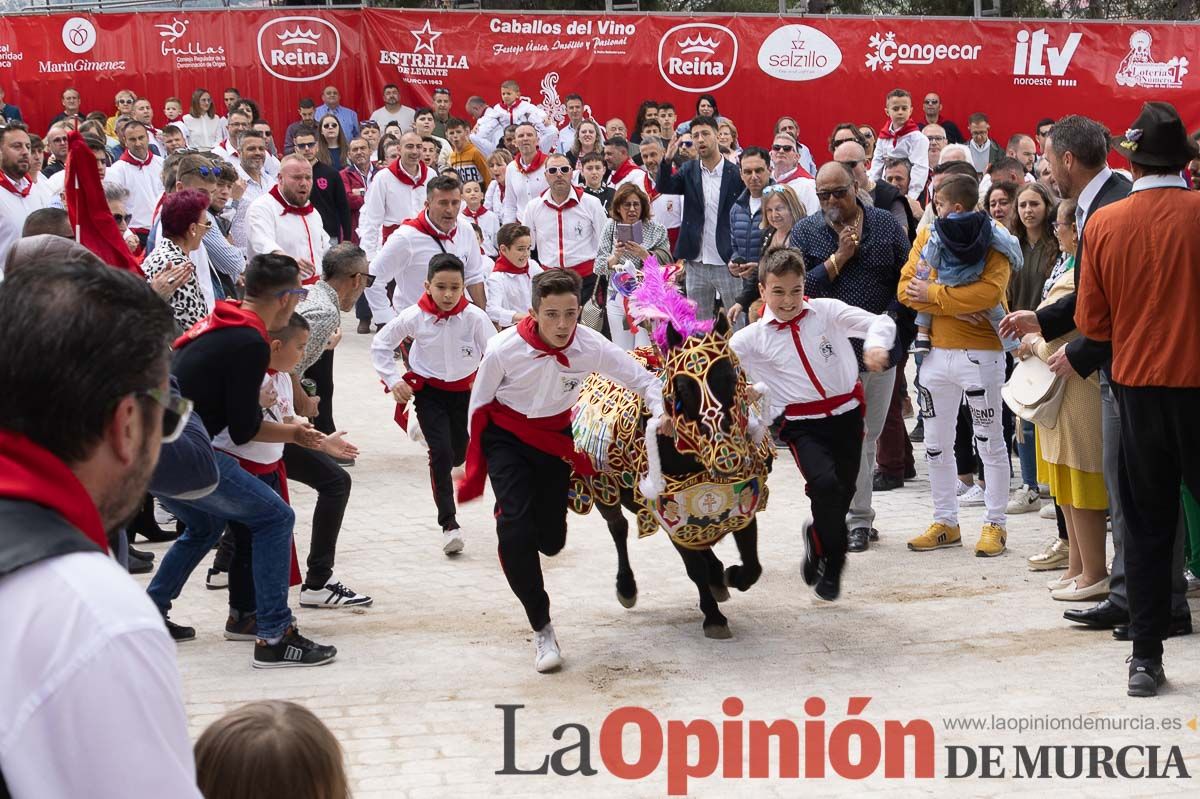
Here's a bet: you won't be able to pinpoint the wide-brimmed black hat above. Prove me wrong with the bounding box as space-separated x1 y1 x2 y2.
1116 101 1199 167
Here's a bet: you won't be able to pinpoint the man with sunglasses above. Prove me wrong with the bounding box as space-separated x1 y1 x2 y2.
921 94 963 144
0 261 204 796
524 152 608 301
791 162 911 553
771 132 819 218
41 122 71 179
149 253 339 668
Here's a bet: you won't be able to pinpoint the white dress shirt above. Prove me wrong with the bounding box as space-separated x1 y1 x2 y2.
106 154 165 230
523 187 607 273
1075 166 1114 233
485 259 544 328
366 213 487 324
459 206 501 256
0 552 200 798
231 168 277 253
371 301 495 390
699 157 727 265
729 299 895 421
502 158 549 224
357 162 433 260
468 323 666 421
0 176 51 265
246 190 331 274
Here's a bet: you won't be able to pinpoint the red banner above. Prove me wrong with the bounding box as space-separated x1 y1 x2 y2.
3 10 1195 162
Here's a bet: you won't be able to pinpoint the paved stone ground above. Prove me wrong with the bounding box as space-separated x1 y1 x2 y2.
133 323 1199 797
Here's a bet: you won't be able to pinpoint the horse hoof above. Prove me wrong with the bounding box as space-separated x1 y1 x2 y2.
709 583 730 603
704 623 732 640
616 590 637 609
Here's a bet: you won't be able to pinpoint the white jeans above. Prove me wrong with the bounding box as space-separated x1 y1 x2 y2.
919 348 1008 527
847 366 896 530
606 293 651 350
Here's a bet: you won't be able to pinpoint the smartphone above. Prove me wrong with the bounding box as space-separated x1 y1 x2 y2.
615 221 643 244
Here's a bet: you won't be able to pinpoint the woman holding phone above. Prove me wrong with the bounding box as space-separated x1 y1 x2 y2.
595 183 668 348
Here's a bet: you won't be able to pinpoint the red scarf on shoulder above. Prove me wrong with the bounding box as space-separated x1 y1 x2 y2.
0 430 108 552
173 300 269 350
402 211 456 242
609 159 640 184
877 118 921 141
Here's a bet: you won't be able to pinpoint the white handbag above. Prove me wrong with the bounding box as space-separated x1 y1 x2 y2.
1002 355 1068 429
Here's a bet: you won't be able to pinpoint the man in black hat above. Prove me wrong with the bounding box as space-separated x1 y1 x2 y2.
1076 101 1200 697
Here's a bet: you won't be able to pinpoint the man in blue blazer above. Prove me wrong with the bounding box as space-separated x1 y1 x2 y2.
656 115 745 323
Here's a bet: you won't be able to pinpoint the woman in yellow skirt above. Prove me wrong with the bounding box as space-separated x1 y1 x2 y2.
1021 200 1108 601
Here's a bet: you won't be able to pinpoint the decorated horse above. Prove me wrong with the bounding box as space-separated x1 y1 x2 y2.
568 258 773 639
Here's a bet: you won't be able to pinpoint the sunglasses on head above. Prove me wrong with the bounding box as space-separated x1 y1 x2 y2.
182 164 219 178
771 144 795 152
816 186 852 201
138 387 194 444
544 166 571 175
761 185 789 196
433 88 450 96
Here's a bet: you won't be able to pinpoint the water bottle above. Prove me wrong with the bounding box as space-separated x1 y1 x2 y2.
915 257 931 281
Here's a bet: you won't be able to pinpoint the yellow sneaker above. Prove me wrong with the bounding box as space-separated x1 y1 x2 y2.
975 523 1007 557
908 522 962 551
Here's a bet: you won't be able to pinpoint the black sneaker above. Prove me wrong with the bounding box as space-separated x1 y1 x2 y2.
801 521 822 587
127 556 153 575
1126 656 1166 697
165 618 195 642
815 556 845 602
252 626 337 669
224 613 258 642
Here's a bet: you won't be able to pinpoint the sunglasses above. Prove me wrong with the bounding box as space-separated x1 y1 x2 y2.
356 272 377 287
197 218 213 230
771 144 795 152
257 129 272 136
544 166 571 175
679 141 694 148
138 387 194 444
923 99 940 105
117 99 134 105
295 141 317 149
833 137 856 147
112 213 133 224
276 288 309 300
861 131 875 140
816 186 852 201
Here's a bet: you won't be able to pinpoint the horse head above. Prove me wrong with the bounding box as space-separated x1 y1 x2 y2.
659 312 755 478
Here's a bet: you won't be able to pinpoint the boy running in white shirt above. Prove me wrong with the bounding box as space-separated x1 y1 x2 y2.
730 249 894 602
372 254 495 555
458 269 667 673
485 223 543 329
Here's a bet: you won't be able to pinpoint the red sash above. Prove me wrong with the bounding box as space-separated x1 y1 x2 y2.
388 372 477 431
456 402 594 503
783 382 866 419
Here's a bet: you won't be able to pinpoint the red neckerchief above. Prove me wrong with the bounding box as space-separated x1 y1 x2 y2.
517 315 573 367
417 291 468 321
543 185 583 210
610 159 640 184
877 118 921 141
644 175 660 202
402 211 456 241
516 150 547 175
778 165 814 182
389 158 428 188
173 300 269 350
0 430 108 553
461 204 488 220
0 170 31 198
269 185 314 217
119 150 153 170
500 99 520 126
492 254 528 275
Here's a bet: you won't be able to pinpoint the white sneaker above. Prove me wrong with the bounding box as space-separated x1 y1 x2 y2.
1006 484 1040 514
959 484 986 506
1186 569 1200 598
153 499 176 527
956 480 973 497
1039 503 1057 520
299 581 373 609
534 623 563 673
442 528 464 555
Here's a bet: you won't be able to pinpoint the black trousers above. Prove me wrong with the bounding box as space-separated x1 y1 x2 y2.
304 349 336 436
1114 384 1200 661
483 424 572 632
779 409 864 562
413 386 470 530
283 443 352 589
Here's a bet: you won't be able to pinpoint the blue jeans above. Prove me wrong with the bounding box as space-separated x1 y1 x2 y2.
1016 419 1039 488
147 451 296 640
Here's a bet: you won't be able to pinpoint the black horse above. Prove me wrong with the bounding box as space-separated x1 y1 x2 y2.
573 313 771 639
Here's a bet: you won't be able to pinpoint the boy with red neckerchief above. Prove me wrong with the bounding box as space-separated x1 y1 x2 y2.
867 88 930 202
485 222 543 329
471 79 556 158
371 254 494 556
729 250 894 604
458 269 667 673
